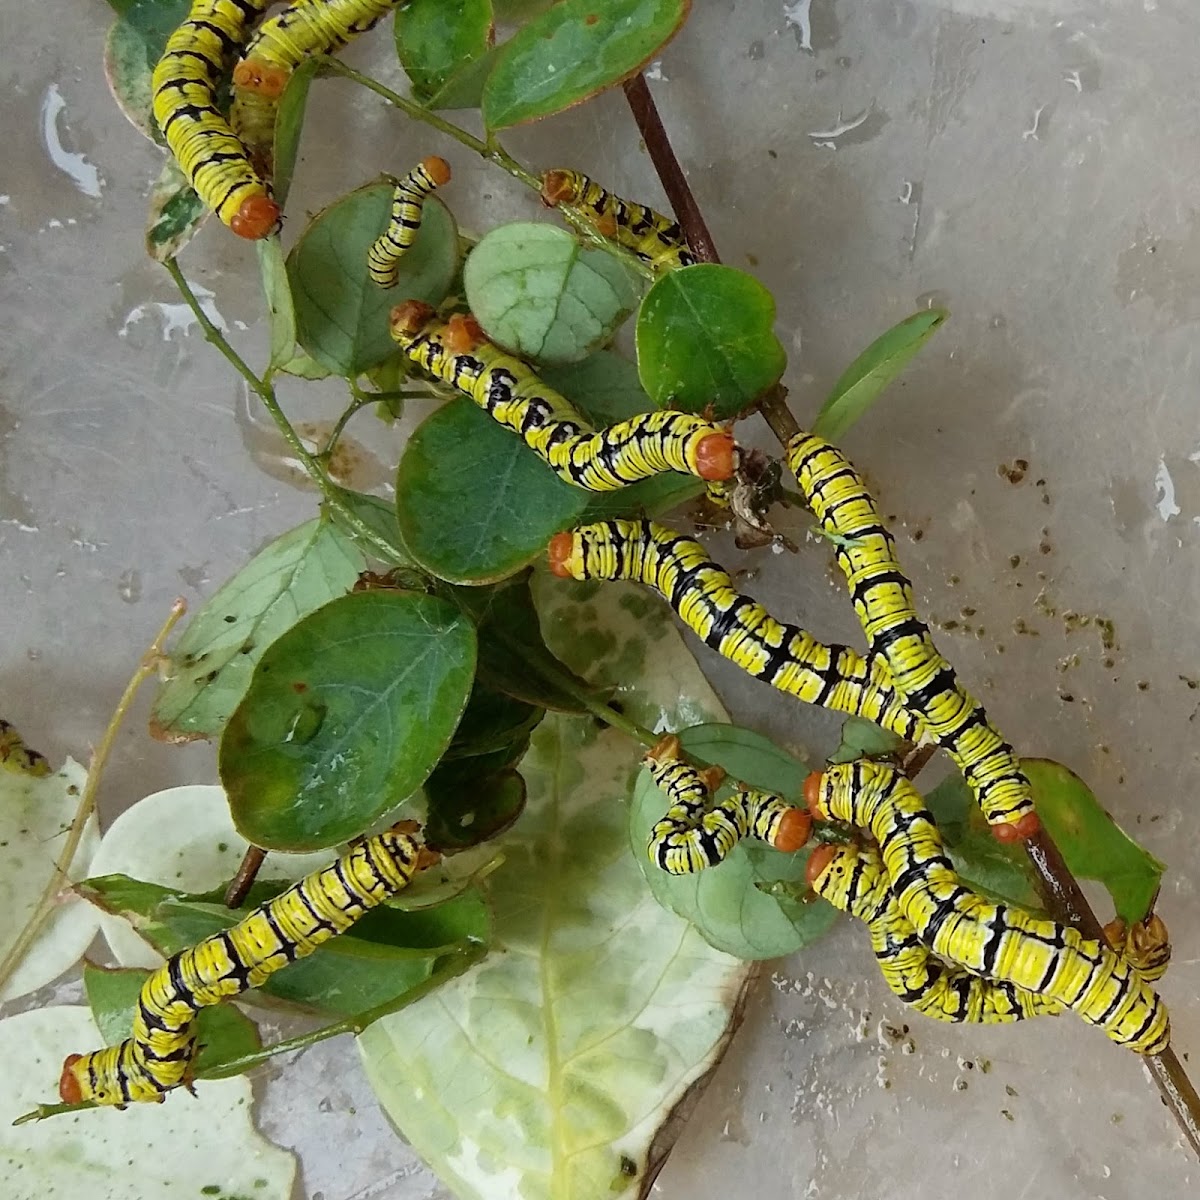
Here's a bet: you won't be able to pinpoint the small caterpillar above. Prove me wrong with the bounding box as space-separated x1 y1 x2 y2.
644 735 810 874
540 169 695 272
388 302 737 491
1104 914 1171 984
152 0 280 239
807 841 1065 1025
548 519 925 741
59 823 435 1106
788 432 1038 841
231 0 401 171
367 157 452 288
0 718 51 776
804 760 1169 1054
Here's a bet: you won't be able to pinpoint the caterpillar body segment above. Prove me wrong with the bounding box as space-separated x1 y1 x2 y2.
540 169 695 272
643 736 810 874
808 841 1065 1025
59 824 433 1106
548 520 925 743
1104 914 1171 984
805 761 1169 1054
151 0 280 239
0 718 51 776
388 302 737 491
367 157 452 288
787 431 1037 841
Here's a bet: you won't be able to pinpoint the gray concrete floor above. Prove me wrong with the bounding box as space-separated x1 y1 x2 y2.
3 1 1199 1196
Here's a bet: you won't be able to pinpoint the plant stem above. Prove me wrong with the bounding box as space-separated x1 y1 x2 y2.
623 69 1200 1159
224 846 267 909
0 600 187 995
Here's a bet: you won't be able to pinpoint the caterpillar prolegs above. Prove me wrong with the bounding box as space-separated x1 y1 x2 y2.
388 302 737 492
59 823 435 1106
804 760 1169 1054
367 157 452 288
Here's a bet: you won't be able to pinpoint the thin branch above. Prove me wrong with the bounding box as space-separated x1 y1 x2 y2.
623 70 1200 1159
0 599 188 993
224 845 267 909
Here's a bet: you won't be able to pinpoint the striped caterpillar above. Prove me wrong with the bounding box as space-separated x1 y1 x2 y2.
804 760 1169 1054
0 718 51 776
231 0 401 171
548 519 925 741
367 157 452 288
788 432 1038 842
644 735 810 874
388 302 737 491
807 840 1065 1024
540 169 695 273
152 0 280 239
59 823 435 1106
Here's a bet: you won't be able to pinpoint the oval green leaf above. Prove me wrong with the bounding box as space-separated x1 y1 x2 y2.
395 398 590 584
258 236 296 370
423 44 501 110
395 0 494 100
464 223 640 364
812 308 948 442
288 182 459 377
220 590 477 850
103 0 193 142
151 518 366 742
482 0 691 129
424 764 527 852
271 57 320 210
631 723 836 959
636 263 787 417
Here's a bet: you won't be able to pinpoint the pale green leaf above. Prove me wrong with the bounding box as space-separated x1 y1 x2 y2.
257 236 296 371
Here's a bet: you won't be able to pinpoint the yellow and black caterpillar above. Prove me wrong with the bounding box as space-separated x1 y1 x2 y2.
0 718 51 776
389 302 737 491
152 0 279 239
541 169 695 273
548 519 924 741
804 760 1169 1053
367 157 452 288
807 840 1065 1025
231 0 401 169
59 823 433 1106
644 736 810 874
788 432 1038 841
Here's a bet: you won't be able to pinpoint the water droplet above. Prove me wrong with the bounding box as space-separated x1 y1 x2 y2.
285 700 326 745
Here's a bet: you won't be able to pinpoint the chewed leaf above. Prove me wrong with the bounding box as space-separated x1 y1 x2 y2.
144 157 207 261
150 518 365 742
103 0 192 142
636 264 787 418
482 0 691 129
221 591 476 851
395 0 495 100
464 223 640 364
0 753 98 1002
1024 758 1165 924
812 308 947 442
631 724 836 959
85 783 333 969
0 1007 295 1199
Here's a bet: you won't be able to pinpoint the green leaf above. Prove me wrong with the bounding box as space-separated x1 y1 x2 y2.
288 182 459 377
636 264 787 418
271 57 320 210
463 223 640 364
220 590 477 850
395 398 590 584
150 518 366 742
631 724 836 959
258 236 296 370
812 308 947 442
0 1007 296 1198
322 486 411 566
580 473 704 522
482 0 691 129
422 44 501 110
103 0 193 142
275 349 332 380
82 962 261 1076
1024 758 1165 924
827 713 908 765
395 0 494 100
424 763 527 851
540 349 655 426
144 157 208 261
444 681 544 759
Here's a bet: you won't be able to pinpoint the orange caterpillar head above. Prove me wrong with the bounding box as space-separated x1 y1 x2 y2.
771 807 813 854
444 313 485 354
540 169 580 208
230 194 280 240
547 531 576 579
59 1054 84 1104
990 812 1041 843
389 300 437 341
232 58 291 99
801 771 827 820
805 842 839 887
694 431 737 481
420 156 453 187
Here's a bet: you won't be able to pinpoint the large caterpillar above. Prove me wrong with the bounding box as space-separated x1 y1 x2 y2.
807 840 1065 1025
804 760 1169 1054
788 432 1037 842
231 0 401 171
388 302 737 491
59 823 434 1106
152 0 280 239
644 736 810 874
548 519 925 741
0 718 51 776
540 169 695 273
367 157 452 288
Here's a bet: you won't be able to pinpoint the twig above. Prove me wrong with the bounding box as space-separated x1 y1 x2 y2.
623 70 1200 1160
224 846 267 909
0 600 188 994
